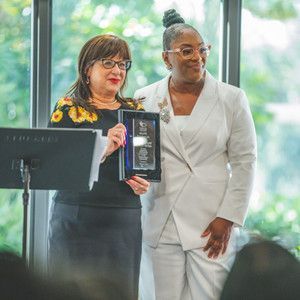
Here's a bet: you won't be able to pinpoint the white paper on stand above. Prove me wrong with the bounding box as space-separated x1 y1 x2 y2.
89 130 107 190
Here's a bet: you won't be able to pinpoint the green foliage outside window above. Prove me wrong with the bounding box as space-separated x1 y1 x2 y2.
0 0 31 254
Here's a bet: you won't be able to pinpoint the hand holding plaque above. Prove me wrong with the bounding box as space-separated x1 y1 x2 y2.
118 110 161 181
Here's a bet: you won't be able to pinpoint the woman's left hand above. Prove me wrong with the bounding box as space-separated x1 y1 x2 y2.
201 217 233 259
126 176 150 195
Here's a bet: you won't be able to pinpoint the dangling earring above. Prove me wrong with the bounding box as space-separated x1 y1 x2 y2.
166 65 172 70
86 77 90 84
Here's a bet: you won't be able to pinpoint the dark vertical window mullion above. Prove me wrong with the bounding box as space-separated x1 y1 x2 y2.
220 0 228 83
220 0 242 87
29 0 52 274
31 0 52 127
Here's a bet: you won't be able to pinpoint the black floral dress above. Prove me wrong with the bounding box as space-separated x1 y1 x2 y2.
48 97 144 300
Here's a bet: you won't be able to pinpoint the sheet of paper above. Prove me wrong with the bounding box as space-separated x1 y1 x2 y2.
89 130 107 190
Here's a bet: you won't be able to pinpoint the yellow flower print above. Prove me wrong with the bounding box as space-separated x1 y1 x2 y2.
86 111 98 122
68 106 87 123
57 97 73 108
51 109 63 123
126 98 144 111
68 106 98 123
127 101 135 108
136 102 144 111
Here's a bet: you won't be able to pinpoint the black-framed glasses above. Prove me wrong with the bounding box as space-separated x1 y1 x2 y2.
164 45 211 60
100 58 132 70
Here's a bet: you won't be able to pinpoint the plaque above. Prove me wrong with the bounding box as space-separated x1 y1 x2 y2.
118 110 161 182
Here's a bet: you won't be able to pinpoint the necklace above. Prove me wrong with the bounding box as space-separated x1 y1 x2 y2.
91 97 118 105
106 99 117 105
89 97 119 110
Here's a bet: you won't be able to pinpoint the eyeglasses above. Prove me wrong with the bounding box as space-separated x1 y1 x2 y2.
164 45 211 60
99 58 132 70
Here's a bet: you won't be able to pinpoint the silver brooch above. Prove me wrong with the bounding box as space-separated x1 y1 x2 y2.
158 98 170 123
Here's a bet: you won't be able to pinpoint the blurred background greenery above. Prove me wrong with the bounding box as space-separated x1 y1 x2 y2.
0 0 299 258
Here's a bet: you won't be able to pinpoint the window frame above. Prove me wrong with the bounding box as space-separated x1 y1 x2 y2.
28 0 52 274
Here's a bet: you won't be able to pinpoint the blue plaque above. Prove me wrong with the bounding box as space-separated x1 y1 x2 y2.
118 110 161 181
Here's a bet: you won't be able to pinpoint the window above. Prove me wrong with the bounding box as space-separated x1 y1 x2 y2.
0 0 32 253
241 0 300 257
51 0 220 107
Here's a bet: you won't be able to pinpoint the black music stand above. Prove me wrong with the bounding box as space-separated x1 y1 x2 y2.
0 127 106 261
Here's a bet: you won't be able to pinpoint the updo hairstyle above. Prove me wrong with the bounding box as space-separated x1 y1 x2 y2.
162 9 200 50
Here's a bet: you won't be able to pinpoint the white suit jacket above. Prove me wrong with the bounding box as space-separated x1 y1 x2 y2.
134 72 257 250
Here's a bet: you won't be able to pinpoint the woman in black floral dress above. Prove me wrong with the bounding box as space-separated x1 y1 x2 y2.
48 34 149 300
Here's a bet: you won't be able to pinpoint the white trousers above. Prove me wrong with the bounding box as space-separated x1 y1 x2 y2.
139 213 238 300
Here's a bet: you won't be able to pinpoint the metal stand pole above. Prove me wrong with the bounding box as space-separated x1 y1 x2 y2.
20 159 30 262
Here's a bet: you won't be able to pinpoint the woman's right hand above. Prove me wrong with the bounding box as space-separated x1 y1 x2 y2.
104 123 126 157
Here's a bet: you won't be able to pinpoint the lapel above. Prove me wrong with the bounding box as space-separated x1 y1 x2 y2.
154 75 193 165
180 71 219 147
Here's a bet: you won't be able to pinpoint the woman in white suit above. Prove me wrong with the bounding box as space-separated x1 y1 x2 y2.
134 9 257 300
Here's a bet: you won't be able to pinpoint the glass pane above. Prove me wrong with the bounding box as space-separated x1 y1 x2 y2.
0 0 32 253
51 0 220 108
241 1 300 257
